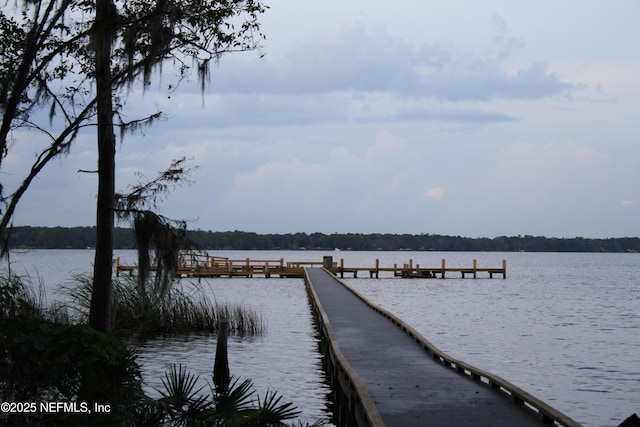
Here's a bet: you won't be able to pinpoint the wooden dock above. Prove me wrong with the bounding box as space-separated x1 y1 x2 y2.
326 256 506 279
115 254 506 279
305 267 580 426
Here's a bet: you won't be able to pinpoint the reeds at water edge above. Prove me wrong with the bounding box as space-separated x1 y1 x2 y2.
60 274 266 336
1 274 69 323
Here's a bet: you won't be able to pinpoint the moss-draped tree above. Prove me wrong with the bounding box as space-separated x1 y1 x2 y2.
1 0 266 333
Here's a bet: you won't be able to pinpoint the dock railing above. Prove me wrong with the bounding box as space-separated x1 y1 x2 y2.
178 253 229 270
329 257 506 279
304 269 385 427
320 269 582 427
175 255 301 277
287 261 324 268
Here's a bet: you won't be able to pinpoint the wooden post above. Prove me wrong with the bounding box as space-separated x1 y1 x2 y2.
340 258 344 278
322 256 333 269
213 321 230 394
115 257 120 276
375 258 379 278
503 259 507 279
441 259 446 279
473 259 477 279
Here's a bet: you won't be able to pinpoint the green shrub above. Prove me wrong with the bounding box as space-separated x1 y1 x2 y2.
0 317 144 426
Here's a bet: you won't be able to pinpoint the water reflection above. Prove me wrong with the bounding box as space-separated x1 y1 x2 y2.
127 278 335 426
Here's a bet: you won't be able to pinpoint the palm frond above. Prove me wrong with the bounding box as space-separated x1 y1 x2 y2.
213 377 256 417
253 390 301 424
157 364 211 414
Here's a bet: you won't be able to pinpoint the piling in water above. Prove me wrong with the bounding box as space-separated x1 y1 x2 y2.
213 320 230 393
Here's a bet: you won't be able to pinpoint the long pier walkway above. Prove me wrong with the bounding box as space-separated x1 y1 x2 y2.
305 267 580 427
115 254 507 279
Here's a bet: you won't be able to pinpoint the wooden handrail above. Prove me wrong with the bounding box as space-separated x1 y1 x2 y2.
304 270 385 427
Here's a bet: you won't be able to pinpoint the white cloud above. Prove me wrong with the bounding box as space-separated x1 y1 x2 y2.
459 140 639 236
171 19 579 132
422 188 445 199
479 141 607 202
213 131 425 231
213 26 576 101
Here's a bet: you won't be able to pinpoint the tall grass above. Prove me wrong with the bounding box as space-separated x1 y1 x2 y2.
61 274 265 336
1 274 69 323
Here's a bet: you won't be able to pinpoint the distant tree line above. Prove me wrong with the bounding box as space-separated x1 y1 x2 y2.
6 226 639 253
7 227 136 250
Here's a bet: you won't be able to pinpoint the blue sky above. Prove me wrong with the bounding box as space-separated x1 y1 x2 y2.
6 0 640 238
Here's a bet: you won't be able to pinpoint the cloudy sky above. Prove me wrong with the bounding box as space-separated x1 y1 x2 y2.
7 0 640 238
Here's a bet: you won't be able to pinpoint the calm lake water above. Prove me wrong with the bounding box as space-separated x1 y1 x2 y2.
3 249 639 427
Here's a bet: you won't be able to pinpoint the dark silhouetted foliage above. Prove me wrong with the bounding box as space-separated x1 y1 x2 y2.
6 227 639 253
